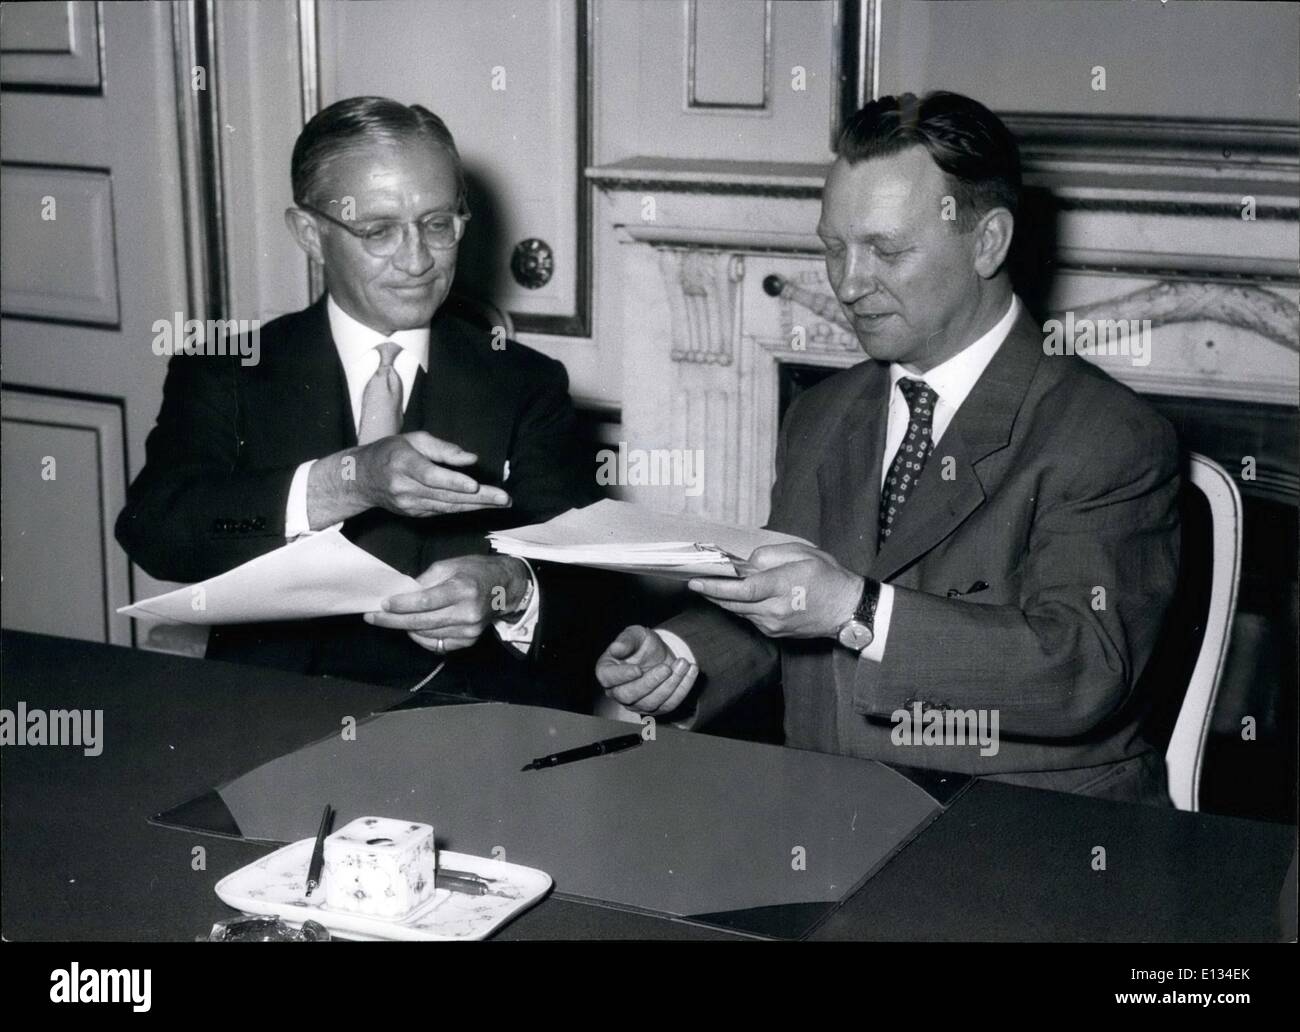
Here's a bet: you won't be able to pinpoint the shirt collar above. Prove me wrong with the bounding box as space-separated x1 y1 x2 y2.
326 295 430 372
889 294 1020 408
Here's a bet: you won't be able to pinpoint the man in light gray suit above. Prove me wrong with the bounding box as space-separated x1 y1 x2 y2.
595 92 1181 806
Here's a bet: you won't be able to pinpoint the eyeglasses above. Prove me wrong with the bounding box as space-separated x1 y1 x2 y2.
299 203 470 257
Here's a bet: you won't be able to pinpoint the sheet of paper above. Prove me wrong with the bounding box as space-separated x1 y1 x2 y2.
489 499 811 578
117 527 419 624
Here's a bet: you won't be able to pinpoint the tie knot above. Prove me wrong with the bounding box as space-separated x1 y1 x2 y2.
375 341 401 368
897 377 936 417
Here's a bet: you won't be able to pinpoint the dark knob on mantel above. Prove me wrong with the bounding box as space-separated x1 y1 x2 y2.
762 274 786 297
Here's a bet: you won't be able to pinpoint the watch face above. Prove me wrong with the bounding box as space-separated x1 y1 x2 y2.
838 620 874 651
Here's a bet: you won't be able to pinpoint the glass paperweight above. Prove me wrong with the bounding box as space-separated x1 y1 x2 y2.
205 916 331 942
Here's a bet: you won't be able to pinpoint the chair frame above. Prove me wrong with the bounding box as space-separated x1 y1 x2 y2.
1166 452 1244 811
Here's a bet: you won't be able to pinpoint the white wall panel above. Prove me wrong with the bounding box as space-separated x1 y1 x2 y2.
1 390 130 644
0 165 119 325
0 0 102 89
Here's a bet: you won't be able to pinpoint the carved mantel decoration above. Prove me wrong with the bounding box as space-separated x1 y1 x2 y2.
659 250 744 365
767 275 1300 355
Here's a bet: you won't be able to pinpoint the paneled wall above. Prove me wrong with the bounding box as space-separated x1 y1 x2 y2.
0 1 191 646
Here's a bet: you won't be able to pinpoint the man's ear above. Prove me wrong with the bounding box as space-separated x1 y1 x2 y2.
971 207 1014 280
284 207 324 264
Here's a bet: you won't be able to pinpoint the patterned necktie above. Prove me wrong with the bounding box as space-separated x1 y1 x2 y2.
356 341 403 444
879 377 938 546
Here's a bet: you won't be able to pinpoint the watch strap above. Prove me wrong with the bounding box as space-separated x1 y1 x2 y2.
854 576 881 631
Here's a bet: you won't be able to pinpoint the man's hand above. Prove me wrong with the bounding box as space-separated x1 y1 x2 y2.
595 625 698 715
365 554 530 653
307 431 511 528
687 542 863 639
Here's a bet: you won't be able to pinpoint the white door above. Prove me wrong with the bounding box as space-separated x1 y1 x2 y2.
1 1 191 648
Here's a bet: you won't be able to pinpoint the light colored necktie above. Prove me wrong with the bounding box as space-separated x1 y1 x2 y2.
356 341 403 444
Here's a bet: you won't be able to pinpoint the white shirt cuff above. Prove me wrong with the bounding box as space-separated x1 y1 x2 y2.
857 582 894 663
493 557 539 655
284 460 316 539
656 628 697 665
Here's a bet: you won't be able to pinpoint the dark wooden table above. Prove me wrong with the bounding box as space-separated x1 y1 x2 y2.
2 631 1293 941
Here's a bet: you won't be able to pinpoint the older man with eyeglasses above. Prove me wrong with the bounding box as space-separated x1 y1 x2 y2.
116 96 605 703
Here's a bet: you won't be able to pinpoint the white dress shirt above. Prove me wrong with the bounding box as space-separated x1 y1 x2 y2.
284 295 539 651
653 294 1021 677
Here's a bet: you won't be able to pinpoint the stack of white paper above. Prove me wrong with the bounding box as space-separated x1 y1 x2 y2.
488 499 810 580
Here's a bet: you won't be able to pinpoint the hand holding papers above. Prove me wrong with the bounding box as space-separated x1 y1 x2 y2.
487 499 810 579
118 527 419 624
363 553 533 654
685 541 871 641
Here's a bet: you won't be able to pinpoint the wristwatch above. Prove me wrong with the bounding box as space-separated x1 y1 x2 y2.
836 576 881 652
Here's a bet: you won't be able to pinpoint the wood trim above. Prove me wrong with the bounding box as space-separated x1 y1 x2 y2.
1006 113 1299 170
198 0 229 319
297 0 324 303
617 223 823 254
511 0 592 337
831 0 878 149
1050 248 1299 286
1051 196 1298 221
171 0 229 320
587 157 826 197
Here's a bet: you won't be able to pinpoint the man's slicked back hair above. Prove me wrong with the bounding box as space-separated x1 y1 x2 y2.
836 91 1021 232
291 95 467 210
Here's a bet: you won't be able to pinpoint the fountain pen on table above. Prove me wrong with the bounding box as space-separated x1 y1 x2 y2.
521 732 644 772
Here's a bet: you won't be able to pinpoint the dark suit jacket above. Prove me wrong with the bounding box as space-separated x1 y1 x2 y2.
117 296 608 702
665 309 1181 800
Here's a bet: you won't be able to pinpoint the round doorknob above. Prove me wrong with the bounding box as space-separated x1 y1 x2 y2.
510 238 554 289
